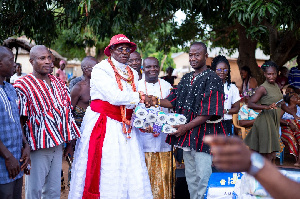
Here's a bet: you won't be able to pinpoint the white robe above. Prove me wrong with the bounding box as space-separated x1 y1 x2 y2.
69 58 153 199
137 78 173 153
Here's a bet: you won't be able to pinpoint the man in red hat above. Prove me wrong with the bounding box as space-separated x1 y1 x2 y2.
69 34 153 199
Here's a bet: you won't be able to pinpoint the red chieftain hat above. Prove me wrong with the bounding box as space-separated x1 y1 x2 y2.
104 34 137 57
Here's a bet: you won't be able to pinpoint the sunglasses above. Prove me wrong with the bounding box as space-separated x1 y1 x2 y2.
116 47 131 53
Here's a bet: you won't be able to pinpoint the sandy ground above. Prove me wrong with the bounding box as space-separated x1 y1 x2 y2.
20 152 300 198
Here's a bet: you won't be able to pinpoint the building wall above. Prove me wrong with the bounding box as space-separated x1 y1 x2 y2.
15 54 33 74
15 54 82 81
172 53 266 89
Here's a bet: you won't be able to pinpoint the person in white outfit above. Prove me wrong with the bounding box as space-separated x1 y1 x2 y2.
10 63 26 84
211 55 241 135
138 57 173 199
69 34 153 199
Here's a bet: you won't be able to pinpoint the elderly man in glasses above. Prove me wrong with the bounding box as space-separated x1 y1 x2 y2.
69 34 153 199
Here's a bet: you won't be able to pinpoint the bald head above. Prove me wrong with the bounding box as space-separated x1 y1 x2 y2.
30 45 49 60
81 56 98 79
190 42 207 53
29 45 53 77
81 56 98 68
0 46 15 80
143 57 158 66
0 46 12 60
130 51 141 58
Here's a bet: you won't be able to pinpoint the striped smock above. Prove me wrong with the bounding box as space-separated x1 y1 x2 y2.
14 74 80 151
166 69 226 153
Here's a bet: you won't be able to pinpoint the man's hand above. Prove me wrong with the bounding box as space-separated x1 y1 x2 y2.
169 124 188 137
5 155 20 179
64 142 75 159
20 144 30 171
144 95 159 108
143 126 154 133
204 135 252 172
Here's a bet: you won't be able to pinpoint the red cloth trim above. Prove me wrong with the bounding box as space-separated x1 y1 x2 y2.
90 100 133 122
207 90 212 115
82 100 133 199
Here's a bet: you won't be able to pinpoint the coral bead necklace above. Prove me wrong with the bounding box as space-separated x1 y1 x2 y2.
108 57 136 138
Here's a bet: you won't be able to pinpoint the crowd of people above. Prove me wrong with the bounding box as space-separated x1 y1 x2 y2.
0 33 300 199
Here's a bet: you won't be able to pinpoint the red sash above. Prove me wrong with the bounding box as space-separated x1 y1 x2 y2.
82 100 133 199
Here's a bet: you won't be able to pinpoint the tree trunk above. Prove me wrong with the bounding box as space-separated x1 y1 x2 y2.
96 47 105 62
270 31 300 67
237 24 264 85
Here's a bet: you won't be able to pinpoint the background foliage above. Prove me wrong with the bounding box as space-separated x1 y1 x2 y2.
1 0 299 82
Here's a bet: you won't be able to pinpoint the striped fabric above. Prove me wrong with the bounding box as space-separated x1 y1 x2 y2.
288 67 300 89
166 69 226 153
14 74 80 151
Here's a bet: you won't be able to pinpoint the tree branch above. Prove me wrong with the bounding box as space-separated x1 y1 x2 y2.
262 20 278 56
210 25 238 42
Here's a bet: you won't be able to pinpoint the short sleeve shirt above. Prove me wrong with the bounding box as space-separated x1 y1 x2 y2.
14 74 80 150
166 69 226 153
0 82 23 184
224 83 241 120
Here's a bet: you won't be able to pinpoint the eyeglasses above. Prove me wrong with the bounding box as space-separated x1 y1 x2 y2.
216 68 229 73
116 47 131 53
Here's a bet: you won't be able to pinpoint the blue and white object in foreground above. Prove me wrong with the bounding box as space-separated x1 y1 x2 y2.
205 172 244 199
132 105 187 134
231 168 300 199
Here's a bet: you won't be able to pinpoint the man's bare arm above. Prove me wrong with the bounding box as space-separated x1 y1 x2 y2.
70 84 81 108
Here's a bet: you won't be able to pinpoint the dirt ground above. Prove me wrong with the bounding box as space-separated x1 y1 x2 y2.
20 152 300 198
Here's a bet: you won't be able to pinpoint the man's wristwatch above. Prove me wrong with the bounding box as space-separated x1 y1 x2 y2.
248 153 265 176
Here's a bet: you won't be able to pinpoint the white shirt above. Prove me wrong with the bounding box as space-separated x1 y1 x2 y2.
138 78 173 152
90 57 140 108
10 73 26 84
224 82 241 120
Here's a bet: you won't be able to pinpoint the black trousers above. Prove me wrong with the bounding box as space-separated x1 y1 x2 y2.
0 177 23 199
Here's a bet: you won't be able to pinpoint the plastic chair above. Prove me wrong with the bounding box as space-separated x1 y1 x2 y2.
232 114 246 139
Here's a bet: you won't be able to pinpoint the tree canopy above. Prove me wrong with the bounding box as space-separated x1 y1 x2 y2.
173 0 300 83
1 0 299 83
